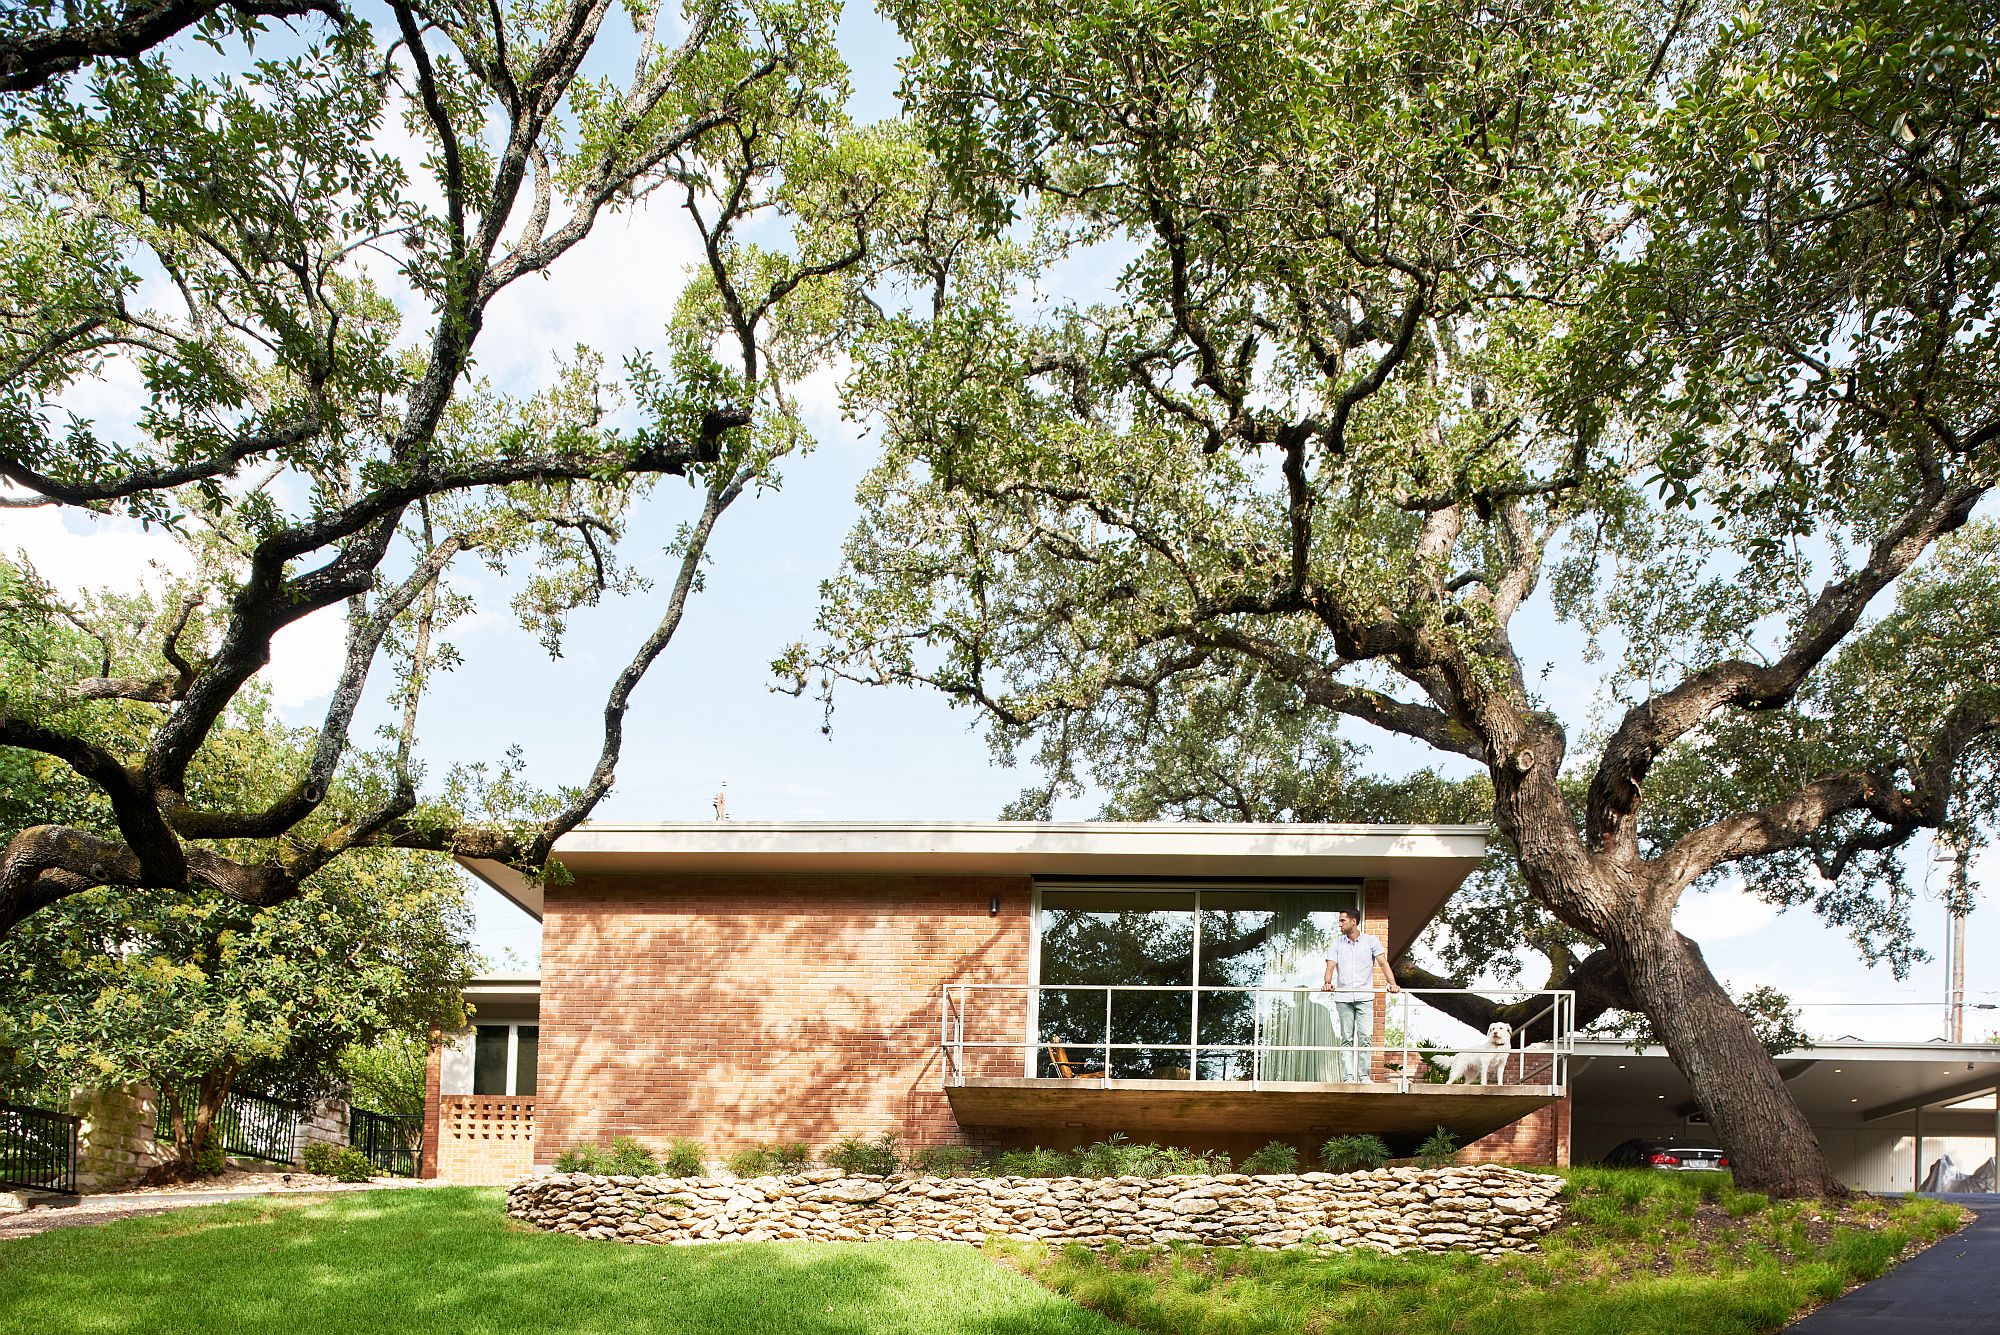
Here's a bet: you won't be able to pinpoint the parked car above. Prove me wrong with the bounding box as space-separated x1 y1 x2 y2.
1601 1138 1731 1172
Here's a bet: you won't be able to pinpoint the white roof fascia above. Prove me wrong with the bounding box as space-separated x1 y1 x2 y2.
458 820 1490 926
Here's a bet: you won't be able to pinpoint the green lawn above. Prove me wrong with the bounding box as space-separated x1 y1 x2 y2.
0 1175 1969 1335
0 1188 1134 1335
998 1169 1970 1335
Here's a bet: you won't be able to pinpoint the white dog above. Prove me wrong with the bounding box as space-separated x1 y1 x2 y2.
1445 1022 1513 1085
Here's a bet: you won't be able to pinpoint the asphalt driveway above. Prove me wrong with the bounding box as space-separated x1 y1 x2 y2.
1787 1195 2000 1333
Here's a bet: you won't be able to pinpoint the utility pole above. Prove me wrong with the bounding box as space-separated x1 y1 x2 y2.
1940 836 1966 1043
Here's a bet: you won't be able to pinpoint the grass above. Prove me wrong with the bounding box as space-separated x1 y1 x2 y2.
992 1168 1970 1335
0 1174 1968 1335
0 1188 1135 1335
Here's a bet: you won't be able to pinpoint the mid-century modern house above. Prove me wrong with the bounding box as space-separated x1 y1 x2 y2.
423 821 1580 1182
420 820 2000 1192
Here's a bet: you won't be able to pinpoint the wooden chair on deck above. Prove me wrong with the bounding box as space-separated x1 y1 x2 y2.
1047 1041 1106 1081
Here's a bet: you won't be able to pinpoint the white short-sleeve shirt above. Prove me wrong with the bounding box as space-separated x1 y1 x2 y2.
1326 931 1384 1001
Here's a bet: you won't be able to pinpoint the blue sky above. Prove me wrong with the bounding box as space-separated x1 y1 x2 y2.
4 1 1992 1044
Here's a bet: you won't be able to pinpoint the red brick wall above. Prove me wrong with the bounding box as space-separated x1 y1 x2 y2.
1464 1098 1570 1167
536 873 1032 1166
1463 1054 1570 1167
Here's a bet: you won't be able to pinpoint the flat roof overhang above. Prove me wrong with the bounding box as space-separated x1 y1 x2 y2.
463 975 540 1006
946 1078 1560 1145
461 821 1491 954
1570 1040 2000 1123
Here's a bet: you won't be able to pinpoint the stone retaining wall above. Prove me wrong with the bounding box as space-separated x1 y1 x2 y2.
506 1164 1566 1255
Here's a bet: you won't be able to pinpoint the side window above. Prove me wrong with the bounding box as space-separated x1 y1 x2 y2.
516 1026 539 1096
473 1026 510 1095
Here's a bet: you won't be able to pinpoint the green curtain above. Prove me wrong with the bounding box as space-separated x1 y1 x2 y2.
1260 990 1335 1081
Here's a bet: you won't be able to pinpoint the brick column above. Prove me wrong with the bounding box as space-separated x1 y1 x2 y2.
1362 878 1392 1081
420 1027 443 1180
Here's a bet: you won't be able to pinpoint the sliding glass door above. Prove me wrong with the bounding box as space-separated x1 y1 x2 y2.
1034 882 1360 1080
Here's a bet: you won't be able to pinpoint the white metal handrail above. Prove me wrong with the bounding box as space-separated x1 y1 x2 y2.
938 984 1575 1092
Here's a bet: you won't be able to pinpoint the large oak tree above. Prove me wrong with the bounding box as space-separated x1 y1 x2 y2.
0 0 920 936
792 0 2000 1196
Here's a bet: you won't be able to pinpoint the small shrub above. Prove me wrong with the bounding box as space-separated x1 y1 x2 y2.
191 1137 227 1177
1239 1141 1300 1175
553 1136 673 1176
729 1141 814 1177
657 1136 704 1177
1072 1133 1142 1177
911 1145 986 1176
1319 1134 1390 1173
1146 1144 1230 1176
826 1132 900 1175
553 1143 604 1173
297 1142 373 1182
1414 1126 1459 1168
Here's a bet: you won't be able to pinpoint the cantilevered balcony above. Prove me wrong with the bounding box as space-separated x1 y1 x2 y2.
940 985 1574 1148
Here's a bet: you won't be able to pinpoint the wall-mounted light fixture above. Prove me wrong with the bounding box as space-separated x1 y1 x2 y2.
989 893 1001 916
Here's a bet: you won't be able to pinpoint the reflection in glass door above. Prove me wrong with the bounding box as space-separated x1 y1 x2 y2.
1035 882 1359 1081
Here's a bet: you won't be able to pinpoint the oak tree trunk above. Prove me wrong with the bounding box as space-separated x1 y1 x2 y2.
1603 915 1845 1198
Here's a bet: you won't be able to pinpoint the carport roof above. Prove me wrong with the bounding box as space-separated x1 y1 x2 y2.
1572 1038 2000 1123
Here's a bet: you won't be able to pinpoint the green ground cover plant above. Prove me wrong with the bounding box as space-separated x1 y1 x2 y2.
999 1167 1968 1335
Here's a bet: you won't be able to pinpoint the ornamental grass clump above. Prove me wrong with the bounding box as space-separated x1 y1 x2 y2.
1414 1127 1459 1169
991 1146 1071 1178
727 1141 813 1176
554 1135 675 1176
1239 1141 1300 1175
910 1144 988 1176
826 1132 901 1175
1319 1135 1390 1173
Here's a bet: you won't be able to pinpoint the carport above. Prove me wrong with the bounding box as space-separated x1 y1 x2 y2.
1566 1038 2000 1193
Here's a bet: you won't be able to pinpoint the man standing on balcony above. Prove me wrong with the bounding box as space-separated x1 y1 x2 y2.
1321 909 1401 1082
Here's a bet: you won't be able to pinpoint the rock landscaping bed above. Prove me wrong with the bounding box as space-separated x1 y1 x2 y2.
506 1163 1566 1254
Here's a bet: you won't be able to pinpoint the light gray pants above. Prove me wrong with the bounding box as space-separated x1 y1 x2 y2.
1333 998 1371 1081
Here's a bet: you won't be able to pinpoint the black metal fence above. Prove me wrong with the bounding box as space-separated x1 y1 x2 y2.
154 1088 300 1165
349 1108 421 1177
0 1101 79 1194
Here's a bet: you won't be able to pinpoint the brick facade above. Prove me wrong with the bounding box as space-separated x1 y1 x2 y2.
1463 1097 1570 1167
535 873 1032 1166
1463 1055 1571 1166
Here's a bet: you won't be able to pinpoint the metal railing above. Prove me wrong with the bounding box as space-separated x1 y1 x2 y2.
939 985 1575 1091
154 1087 301 1165
0 1101 79 1194
349 1108 421 1177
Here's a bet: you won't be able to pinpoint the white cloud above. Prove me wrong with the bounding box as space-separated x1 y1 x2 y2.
474 199 707 395
2 503 344 713
260 606 349 712
1676 882 1782 943
1 505 192 593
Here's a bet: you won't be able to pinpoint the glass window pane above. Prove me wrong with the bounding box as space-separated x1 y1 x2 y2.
515 1026 538 1096
473 1026 509 1095
1037 894 1195 1079
1197 889 1354 1081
